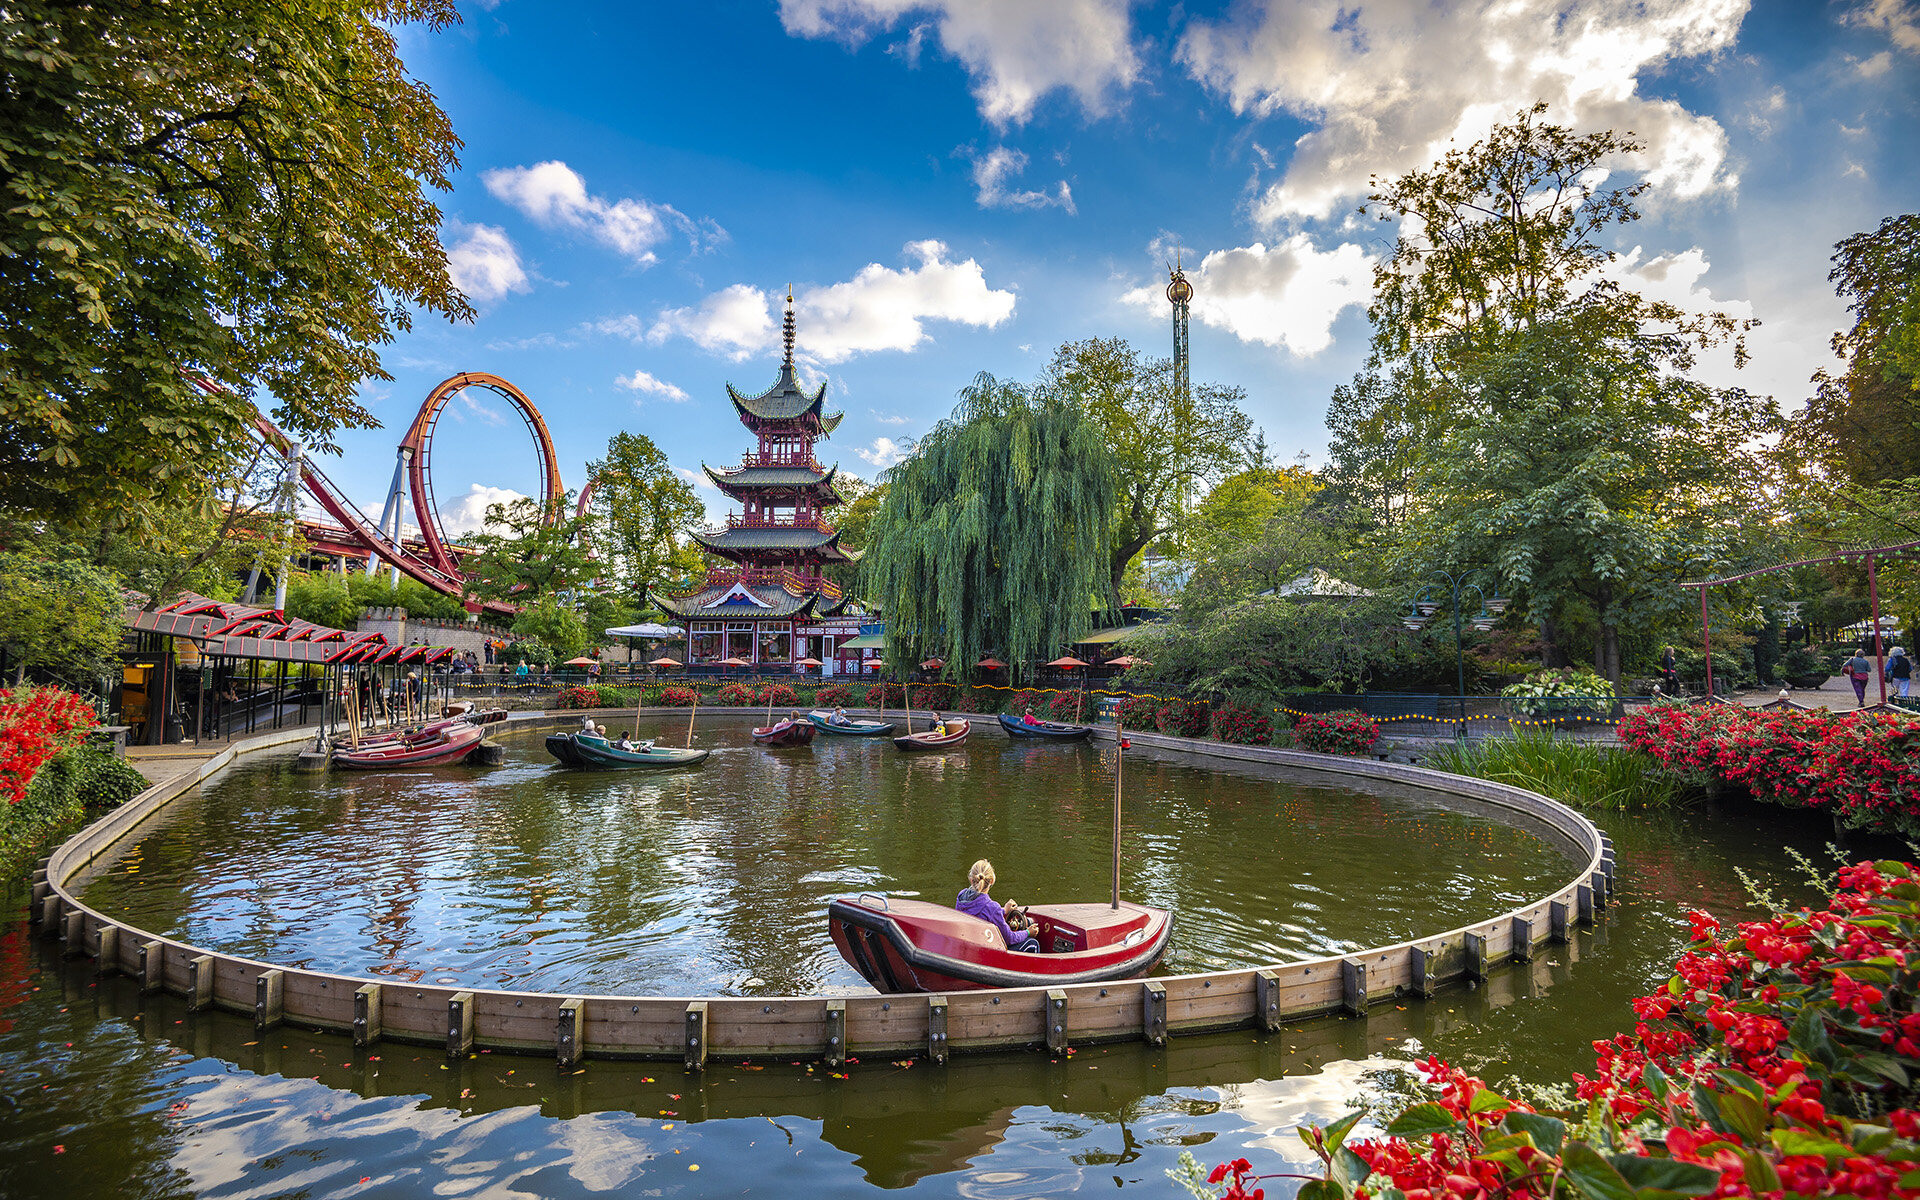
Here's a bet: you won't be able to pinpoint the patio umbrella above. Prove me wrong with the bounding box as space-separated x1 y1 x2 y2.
1046 656 1089 669
1106 655 1148 669
604 622 683 639
975 656 1007 669
919 658 945 670
793 657 824 667
720 657 751 666
647 656 682 668
563 656 599 666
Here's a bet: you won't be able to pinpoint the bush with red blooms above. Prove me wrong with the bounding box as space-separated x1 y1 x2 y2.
716 682 758 706
655 686 700 707
0 686 97 806
556 686 600 710
1195 859 1920 1200
814 684 854 707
865 683 896 708
755 683 800 708
1620 702 1920 837
910 684 955 711
1118 695 1160 729
1292 710 1379 756
1157 699 1212 737
1209 702 1273 746
1004 688 1047 716
1048 690 1090 721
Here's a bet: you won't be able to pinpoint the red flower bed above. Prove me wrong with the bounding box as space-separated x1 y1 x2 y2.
1117 696 1159 729
1047 690 1089 721
556 685 600 710
755 683 800 708
864 683 895 709
1292 709 1378 756
716 682 757 706
655 686 700 707
814 684 854 707
0 686 97 806
1209 701 1272 746
1621 703 1920 836
910 684 955 711
1218 859 1920 1200
1156 699 1211 737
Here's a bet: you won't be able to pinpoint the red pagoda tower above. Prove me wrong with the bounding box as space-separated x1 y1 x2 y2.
650 294 865 673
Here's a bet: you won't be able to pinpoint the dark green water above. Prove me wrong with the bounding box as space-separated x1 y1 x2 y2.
0 721 1868 1197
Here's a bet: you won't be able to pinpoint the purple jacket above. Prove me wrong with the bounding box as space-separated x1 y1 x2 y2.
956 887 1035 949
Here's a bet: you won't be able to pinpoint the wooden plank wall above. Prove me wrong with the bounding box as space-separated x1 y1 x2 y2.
38 717 1612 1064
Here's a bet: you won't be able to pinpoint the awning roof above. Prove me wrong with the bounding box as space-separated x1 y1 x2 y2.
127 593 457 665
1074 624 1147 645
840 634 885 650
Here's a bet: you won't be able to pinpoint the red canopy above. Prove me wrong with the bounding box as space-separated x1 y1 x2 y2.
647 656 682 667
919 658 945 670
720 657 752 666
975 657 1007 669
1046 656 1090 669
563 656 599 666
793 657 824 666
1106 655 1149 669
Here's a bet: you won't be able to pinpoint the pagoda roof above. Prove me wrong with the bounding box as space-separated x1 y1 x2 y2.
726 364 844 435
703 462 843 500
648 582 821 621
692 524 857 562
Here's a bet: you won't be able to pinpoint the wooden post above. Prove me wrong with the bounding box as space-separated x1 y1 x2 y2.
1463 933 1487 982
62 908 85 956
138 940 163 994
558 998 585 1068
29 879 48 918
1511 916 1534 963
684 1001 708 1071
255 969 285 1031
95 925 119 976
1549 900 1571 943
1590 870 1609 909
354 984 383 1047
1111 714 1124 910
927 996 949 1065
187 954 214 1012
1341 958 1368 1014
39 893 61 937
685 697 698 748
447 992 475 1058
825 998 846 1067
1253 969 1283 1032
1046 989 1069 1055
1577 883 1595 925
1142 980 1168 1045
1410 944 1437 998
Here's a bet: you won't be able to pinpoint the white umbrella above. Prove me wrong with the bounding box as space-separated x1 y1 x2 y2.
605 623 684 639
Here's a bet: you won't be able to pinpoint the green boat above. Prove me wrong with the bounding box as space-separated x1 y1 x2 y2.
804 709 896 737
546 731 710 770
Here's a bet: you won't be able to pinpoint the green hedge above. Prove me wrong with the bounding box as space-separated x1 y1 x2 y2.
0 746 147 880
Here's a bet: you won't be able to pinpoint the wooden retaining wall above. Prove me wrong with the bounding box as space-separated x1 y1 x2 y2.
31 714 1613 1067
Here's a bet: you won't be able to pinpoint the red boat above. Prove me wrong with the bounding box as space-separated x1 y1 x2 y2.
351 708 506 748
753 718 816 747
893 718 969 751
827 894 1170 992
332 720 488 769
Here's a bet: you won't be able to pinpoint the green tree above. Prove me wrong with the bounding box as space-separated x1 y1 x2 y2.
1177 462 1321 568
588 433 705 594
0 552 124 684
510 599 587 662
283 571 363 630
828 474 883 591
864 373 1115 680
1042 338 1254 593
458 496 596 609
0 0 471 534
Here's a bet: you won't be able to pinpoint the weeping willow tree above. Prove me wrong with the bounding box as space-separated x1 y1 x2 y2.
864 373 1116 682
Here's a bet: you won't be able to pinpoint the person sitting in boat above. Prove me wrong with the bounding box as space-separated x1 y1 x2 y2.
829 707 852 726
616 731 634 750
956 859 1040 953
931 714 950 736
1021 706 1041 726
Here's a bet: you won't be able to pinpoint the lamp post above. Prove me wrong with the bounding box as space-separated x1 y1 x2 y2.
1404 569 1507 736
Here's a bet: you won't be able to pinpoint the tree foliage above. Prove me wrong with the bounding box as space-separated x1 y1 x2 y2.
0 0 471 532
458 496 596 608
510 599 587 662
864 373 1115 681
588 432 704 595
0 552 124 684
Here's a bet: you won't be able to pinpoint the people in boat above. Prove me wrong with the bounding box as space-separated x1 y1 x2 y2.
956 859 1039 952
616 731 634 750
1021 706 1041 726
931 714 950 736
829 707 852 726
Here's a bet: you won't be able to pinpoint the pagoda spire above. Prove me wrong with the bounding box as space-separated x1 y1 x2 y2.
782 284 796 370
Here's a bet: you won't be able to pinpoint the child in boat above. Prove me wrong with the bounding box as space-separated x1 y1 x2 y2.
616 732 634 750
931 715 949 736
1021 706 1041 726
955 859 1039 952
830 707 851 725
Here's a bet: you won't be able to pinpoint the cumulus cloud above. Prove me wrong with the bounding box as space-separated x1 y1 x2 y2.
440 484 530 537
615 369 691 403
650 241 1016 363
1177 0 1747 223
1845 0 1920 56
778 0 1139 126
855 437 914 468
1124 237 1375 357
444 223 529 303
970 147 1075 213
870 409 913 425
482 161 724 265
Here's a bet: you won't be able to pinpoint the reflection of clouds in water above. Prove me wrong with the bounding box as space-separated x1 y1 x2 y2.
556 1113 661 1191
1232 1057 1401 1163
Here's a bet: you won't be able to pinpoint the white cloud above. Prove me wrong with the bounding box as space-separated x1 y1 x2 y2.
778 0 1139 126
970 146 1075 213
444 223 529 303
484 331 573 352
1124 237 1375 357
615 369 691 403
855 436 914 468
651 241 1016 363
482 161 723 265
1845 0 1920 56
440 484 530 537
870 409 913 425
1178 0 1747 223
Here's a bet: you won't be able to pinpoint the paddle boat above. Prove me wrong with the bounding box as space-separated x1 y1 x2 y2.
753 717 816 747
826 894 1170 992
997 712 1093 742
545 731 709 770
333 720 488 769
805 709 896 737
893 717 969 751
352 707 506 747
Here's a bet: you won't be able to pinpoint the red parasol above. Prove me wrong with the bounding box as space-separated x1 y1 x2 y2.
974 657 1007 669
646 656 682 667
719 657 751 666
1106 655 1149 669
793 657 824 667
1046 655 1090 669
562 656 599 666
919 658 945 670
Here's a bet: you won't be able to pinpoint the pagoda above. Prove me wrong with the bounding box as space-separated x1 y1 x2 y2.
650 293 864 672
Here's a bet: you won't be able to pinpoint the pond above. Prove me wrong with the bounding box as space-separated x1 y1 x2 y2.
0 719 1868 1198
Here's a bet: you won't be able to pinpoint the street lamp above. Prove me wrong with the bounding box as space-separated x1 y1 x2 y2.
1405 569 1508 736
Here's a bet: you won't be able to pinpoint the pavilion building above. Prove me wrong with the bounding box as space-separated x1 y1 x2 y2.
649 297 871 674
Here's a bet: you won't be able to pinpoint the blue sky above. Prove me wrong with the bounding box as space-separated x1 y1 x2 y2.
332 0 1920 535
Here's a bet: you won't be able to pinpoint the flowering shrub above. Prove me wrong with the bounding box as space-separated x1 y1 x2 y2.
865 683 895 708
556 686 600 710
1048 690 1089 721
1156 699 1211 738
1292 710 1378 755
815 684 854 707
755 683 800 708
1501 667 1616 720
1118 696 1159 729
1194 859 1920 1200
717 682 758 706
1621 703 1920 837
910 684 954 710
1209 702 1272 746
655 686 700 707
0 686 97 806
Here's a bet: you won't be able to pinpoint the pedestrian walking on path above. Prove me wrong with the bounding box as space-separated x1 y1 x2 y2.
1890 646 1912 700
1846 649 1872 706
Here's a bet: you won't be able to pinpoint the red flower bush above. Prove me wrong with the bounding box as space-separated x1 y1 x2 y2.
1219 860 1920 1200
865 683 895 708
1621 703 1920 836
1118 696 1159 729
814 684 854 707
1156 699 1211 737
1209 702 1272 746
910 684 955 711
755 683 800 708
655 686 700 707
0 687 97 806
1048 690 1090 721
1292 710 1379 756
716 682 758 706
556 685 600 710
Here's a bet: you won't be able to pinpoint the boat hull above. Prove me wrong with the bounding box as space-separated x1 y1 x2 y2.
997 713 1093 741
333 722 487 769
828 895 1170 993
893 718 970 751
752 719 816 746
547 732 709 770
805 711 896 737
